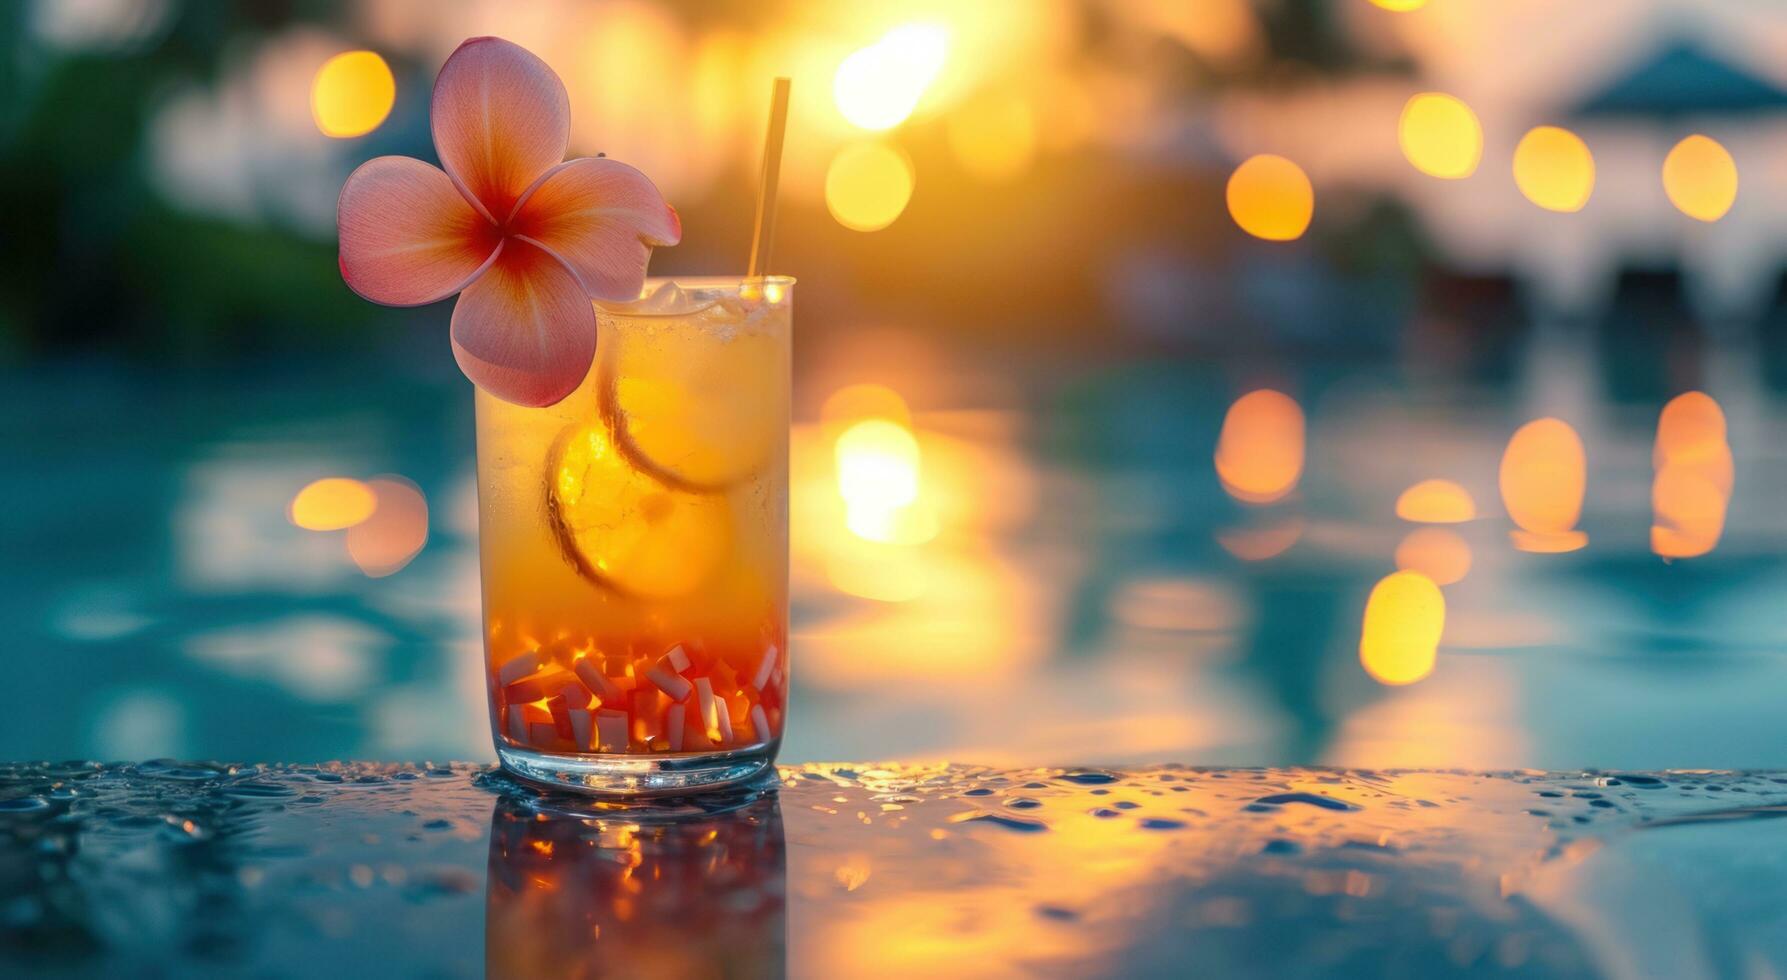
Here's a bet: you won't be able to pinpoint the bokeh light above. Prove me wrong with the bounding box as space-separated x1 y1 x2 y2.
947 92 1038 182
289 477 377 531
1512 126 1595 213
833 23 950 131
1398 93 1482 179
1359 571 1444 686
345 477 429 577
310 51 395 139
1226 155 1313 241
1393 479 1479 525
1395 479 1476 523
1499 418 1588 553
1662 134 1738 223
1214 389 1305 504
836 419 922 542
825 142 915 232
1652 392 1733 559
1394 528 1472 586
1370 0 1429 10
821 383 913 440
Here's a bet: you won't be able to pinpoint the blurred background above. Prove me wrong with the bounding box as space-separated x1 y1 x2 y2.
7 0 1787 769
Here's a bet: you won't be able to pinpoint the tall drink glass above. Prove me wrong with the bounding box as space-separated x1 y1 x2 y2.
475 277 792 794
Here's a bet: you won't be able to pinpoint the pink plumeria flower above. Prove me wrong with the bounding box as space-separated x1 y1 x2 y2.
337 37 681 407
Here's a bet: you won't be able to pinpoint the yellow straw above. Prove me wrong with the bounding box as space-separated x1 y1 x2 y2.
747 77 792 278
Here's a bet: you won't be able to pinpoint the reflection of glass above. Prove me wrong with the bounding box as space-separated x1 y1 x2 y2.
484 785 786 979
475 278 792 795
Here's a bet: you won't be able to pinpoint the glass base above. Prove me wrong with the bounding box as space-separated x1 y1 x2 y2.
497 740 780 797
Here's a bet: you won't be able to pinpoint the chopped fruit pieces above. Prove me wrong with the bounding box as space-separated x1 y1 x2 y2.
573 658 625 703
596 710 630 752
646 660 693 702
752 645 779 691
497 651 542 686
694 677 720 734
568 708 592 751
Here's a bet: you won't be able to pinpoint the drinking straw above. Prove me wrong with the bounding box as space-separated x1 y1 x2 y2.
747 77 792 278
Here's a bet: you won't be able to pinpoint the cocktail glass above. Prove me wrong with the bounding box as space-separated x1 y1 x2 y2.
475 276 792 794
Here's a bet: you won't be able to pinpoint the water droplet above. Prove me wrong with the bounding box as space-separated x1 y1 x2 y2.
1247 793 1362 812
223 781 299 800
952 812 1048 833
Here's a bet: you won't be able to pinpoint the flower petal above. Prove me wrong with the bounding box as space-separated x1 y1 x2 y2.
432 36 570 221
509 158 682 301
337 156 500 306
450 239 594 407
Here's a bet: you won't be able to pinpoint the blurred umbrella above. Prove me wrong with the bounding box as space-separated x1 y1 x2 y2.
1571 40 1787 118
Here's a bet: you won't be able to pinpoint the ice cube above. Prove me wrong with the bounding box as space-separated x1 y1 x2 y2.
634 281 702 314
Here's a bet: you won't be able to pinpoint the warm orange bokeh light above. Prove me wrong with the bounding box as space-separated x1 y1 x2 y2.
1214 389 1305 504
289 477 377 531
1395 479 1476 523
1662 135 1737 223
1651 391 1733 559
1359 571 1444 686
833 23 950 131
1226 155 1313 241
1398 93 1482 179
311 51 396 138
1499 418 1587 552
1394 527 1472 586
1370 0 1428 10
1654 391 1730 469
1513 126 1595 213
825 142 915 232
836 419 923 543
345 477 429 577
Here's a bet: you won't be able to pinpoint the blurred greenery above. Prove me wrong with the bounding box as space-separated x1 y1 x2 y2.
0 0 1412 366
0 1 374 363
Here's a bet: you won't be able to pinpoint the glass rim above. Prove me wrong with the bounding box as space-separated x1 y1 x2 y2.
596 275 796 319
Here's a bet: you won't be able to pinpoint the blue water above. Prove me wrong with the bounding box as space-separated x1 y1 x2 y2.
7 324 1787 769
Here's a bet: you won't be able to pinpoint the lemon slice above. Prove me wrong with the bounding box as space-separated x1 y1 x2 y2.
546 422 731 599
598 317 784 490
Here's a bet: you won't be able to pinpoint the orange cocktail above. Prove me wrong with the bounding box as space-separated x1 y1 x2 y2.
475 277 791 794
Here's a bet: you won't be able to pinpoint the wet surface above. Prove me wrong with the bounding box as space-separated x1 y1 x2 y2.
3 762 1786 978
